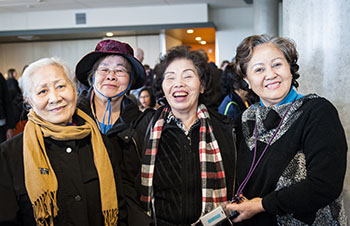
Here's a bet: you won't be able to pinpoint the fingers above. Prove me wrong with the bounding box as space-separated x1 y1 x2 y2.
225 197 264 223
232 212 245 223
225 203 245 223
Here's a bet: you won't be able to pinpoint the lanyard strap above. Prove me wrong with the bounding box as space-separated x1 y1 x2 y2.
235 99 296 197
92 75 132 130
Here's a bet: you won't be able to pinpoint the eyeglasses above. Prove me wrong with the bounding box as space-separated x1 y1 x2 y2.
96 67 128 77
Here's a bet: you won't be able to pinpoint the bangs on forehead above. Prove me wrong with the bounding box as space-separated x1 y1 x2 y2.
97 55 131 71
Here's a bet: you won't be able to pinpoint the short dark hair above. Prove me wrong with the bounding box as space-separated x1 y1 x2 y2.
153 45 213 105
222 63 259 105
7 68 16 79
234 34 300 88
139 87 156 108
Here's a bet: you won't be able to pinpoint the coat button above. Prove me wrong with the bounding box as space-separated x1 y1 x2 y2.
74 195 81 201
66 147 72 153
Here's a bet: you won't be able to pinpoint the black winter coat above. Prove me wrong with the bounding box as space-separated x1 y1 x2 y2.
0 114 127 226
235 95 347 225
131 105 237 226
77 88 155 226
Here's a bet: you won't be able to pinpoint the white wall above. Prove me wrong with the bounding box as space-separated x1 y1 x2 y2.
0 4 208 31
0 35 160 77
0 5 255 71
209 7 254 65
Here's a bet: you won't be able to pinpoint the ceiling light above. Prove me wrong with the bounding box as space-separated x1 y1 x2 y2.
200 40 207 45
195 37 201 41
186 29 194 34
106 32 114 37
17 35 35 40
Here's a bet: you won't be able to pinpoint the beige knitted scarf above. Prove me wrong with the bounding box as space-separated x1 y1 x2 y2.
23 108 118 226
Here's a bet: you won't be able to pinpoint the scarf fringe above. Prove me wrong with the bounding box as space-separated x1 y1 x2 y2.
32 191 59 226
103 208 119 226
25 109 118 226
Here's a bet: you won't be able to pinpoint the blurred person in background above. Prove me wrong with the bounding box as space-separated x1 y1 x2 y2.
0 72 15 143
218 63 258 122
138 87 157 112
6 68 21 102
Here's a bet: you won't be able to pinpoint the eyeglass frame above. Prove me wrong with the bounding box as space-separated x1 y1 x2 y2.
87 55 134 86
95 66 129 78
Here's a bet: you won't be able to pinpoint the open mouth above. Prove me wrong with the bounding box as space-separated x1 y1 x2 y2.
265 82 280 89
173 91 188 98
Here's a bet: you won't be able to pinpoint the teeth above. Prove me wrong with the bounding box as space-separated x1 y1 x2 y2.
266 83 279 88
173 92 187 97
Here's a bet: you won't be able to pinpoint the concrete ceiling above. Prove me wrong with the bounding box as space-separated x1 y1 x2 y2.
0 0 251 43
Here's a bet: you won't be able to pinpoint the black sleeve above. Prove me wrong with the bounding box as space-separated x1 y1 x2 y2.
0 145 21 225
262 99 348 217
122 145 153 226
120 110 155 226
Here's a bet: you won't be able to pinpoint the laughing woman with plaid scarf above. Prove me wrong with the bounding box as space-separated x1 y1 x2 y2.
129 46 237 226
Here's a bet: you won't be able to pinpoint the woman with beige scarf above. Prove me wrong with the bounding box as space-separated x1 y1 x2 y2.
0 57 126 226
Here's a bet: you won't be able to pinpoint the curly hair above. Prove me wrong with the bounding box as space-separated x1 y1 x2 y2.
233 34 300 88
152 45 213 105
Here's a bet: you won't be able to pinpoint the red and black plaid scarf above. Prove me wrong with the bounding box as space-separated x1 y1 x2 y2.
140 104 227 217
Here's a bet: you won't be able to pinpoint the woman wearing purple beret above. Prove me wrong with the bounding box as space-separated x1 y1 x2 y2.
75 39 154 225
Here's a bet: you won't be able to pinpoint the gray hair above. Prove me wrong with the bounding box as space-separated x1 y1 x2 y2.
20 57 75 100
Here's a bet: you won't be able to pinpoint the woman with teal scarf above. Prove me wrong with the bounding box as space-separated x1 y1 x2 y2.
225 34 347 226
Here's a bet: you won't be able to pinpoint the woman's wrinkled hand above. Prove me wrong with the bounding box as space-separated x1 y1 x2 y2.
225 197 264 223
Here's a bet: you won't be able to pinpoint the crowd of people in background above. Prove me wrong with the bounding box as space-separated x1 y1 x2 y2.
0 34 347 226
0 41 249 145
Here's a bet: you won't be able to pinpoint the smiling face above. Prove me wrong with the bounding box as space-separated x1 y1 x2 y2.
27 64 77 125
162 58 204 117
245 43 293 106
93 55 130 99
